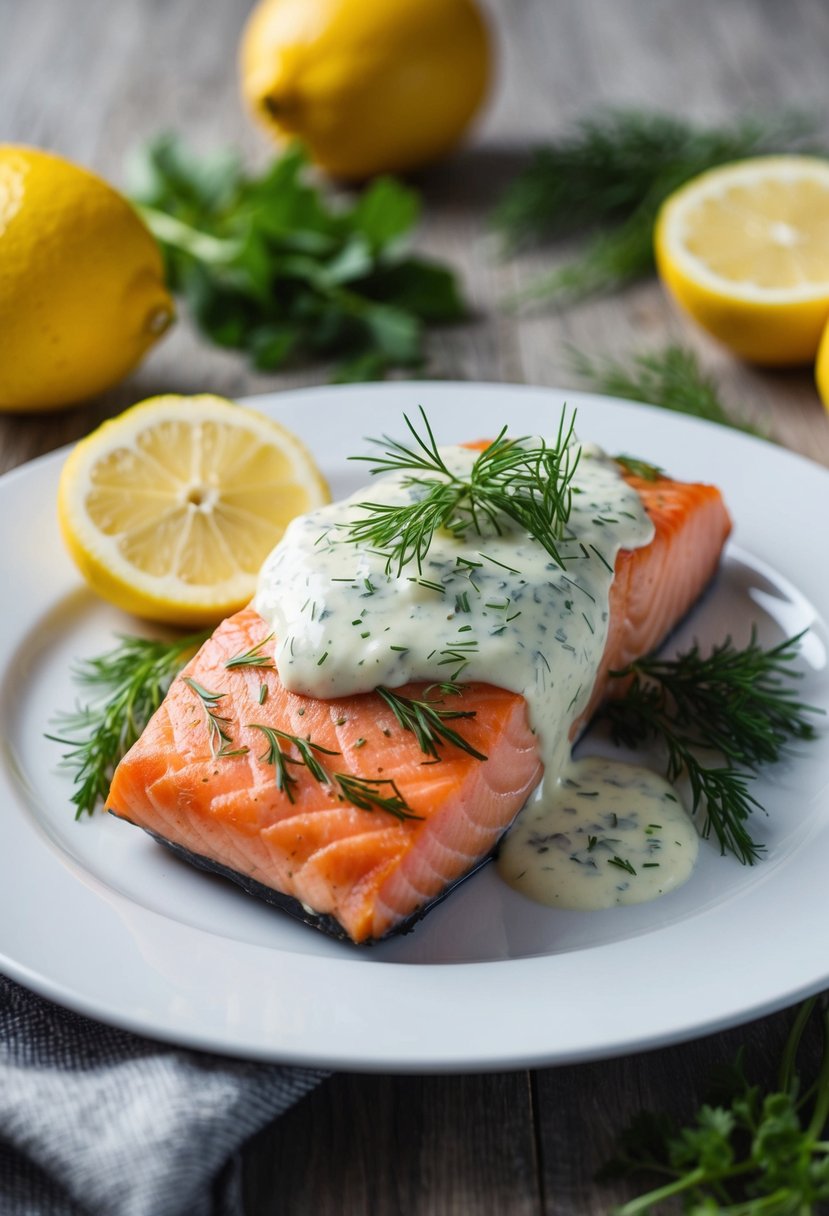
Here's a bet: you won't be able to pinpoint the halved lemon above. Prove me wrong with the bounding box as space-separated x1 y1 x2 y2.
815 318 829 411
655 156 829 365
58 394 330 625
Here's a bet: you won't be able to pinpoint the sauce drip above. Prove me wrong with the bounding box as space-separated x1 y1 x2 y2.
497 756 698 910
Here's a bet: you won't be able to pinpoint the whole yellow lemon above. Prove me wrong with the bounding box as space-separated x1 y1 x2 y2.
239 0 491 180
0 146 174 413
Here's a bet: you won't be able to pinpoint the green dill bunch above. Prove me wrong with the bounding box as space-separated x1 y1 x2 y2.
494 108 821 302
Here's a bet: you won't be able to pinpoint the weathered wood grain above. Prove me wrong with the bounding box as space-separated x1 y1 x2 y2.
535 1002 824 1214
243 1071 540 1216
3 1 829 1213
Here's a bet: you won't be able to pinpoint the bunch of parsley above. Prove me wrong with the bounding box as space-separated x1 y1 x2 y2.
603 997 829 1214
128 135 465 381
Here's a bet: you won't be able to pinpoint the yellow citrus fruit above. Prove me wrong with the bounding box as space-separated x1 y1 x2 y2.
57 395 330 626
239 0 491 180
655 156 829 366
0 145 174 413
815 317 829 410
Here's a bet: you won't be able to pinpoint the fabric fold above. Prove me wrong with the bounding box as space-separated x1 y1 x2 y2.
0 975 328 1216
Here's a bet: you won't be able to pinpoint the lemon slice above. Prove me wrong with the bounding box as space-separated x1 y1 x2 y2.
655 156 829 365
58 394 330 625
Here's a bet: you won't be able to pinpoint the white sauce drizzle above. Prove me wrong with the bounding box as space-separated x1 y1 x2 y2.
254 438 700 912
497 756 698 909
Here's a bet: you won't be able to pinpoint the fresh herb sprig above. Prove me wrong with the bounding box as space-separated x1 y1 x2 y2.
571 344 764 437
249 723 337 800
184 678 249 758
605 632 822 864
250 723 418 821
377 684 487 762
346 407 580 573
47 632 209 819
128 135 465 382
493 108 820 302
613 455 664 483
224 634 276 670
602 996 829 1215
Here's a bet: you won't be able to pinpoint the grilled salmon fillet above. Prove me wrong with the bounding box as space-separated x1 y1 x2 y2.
106 471 731 943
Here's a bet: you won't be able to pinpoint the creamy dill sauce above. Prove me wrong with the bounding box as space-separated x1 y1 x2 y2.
497 756 698 909
255 438 699 912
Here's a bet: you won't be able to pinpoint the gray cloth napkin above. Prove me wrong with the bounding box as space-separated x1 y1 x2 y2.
0 975 328 1216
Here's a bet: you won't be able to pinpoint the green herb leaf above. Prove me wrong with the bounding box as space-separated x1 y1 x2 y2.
224 633 276 670
376 685 487 762
184 678 249 758
349 175 420 252
47 632 209 818
494 108 822 301
605 631 823 864
613 455 664 483
604 997 829 1215
345 405 580 575
129 134 466 380
571 344 764 437
249 722 421 821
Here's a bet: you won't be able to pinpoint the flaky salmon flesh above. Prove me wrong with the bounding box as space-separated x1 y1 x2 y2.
106 470 731 943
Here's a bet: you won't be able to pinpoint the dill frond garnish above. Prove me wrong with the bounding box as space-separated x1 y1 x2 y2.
224 633 275 669
249 723 421 821
334 773 413 819
376 685 487 762
493 108 819 301
249 723 337 800
184 678 249 759
437 638 480 681
47 631 209 819
570 344 764 437
613 455 664 483
346 406 580 574
605 631 822 864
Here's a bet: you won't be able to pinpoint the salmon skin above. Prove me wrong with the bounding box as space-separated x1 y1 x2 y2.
106 470 731 944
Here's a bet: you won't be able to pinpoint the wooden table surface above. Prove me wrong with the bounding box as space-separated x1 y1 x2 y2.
4 1 829 1211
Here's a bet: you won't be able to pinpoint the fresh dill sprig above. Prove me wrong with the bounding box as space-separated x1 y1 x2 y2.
346 406 580 574
249 723 421 821
602 996 829 1215
224 633 275 669
613 455 664 483
47 631 209 819
184 678 249 758
605 631 822 864
376 685 487 762
437 639 480 681
494 108 820 301
570 344 764 437
334 773 414 819
249 723 337 801
515 208 657 305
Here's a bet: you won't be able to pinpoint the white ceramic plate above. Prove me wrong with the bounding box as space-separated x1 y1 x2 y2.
2 382 828 1071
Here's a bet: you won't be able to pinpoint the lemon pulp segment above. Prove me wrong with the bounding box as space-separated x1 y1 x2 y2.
58 395 330 625
655 156 829 364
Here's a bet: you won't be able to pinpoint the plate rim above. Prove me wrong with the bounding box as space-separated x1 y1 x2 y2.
2 379 828 1071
